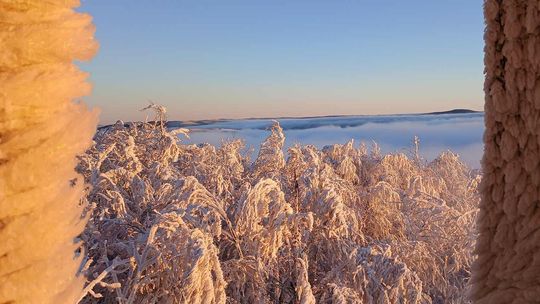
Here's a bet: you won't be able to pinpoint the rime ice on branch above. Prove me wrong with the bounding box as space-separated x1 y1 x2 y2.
78 116 480 303
0 1 99 303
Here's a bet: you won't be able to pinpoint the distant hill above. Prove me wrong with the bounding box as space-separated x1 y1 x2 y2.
423 109 481 115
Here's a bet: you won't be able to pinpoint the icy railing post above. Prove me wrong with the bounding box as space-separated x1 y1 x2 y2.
471 0 540 302
0 0 99 303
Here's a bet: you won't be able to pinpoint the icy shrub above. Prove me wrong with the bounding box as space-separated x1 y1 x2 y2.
77 108 480 303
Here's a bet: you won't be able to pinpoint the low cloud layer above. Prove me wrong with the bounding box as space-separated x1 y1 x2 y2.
183 113 484 168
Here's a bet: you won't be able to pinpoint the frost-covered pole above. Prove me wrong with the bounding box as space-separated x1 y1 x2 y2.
472 0 540 303
0 1 99 303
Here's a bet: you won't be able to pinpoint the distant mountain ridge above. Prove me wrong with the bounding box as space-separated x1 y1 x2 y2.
423 109 481 115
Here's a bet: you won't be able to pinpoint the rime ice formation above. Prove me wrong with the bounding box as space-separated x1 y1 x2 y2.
77 111 480 303
0 1 98 303
471 1 540 303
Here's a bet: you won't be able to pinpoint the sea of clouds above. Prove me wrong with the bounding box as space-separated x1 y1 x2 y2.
180 113 484 168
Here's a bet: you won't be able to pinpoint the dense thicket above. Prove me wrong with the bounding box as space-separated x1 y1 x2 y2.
77 108 480 303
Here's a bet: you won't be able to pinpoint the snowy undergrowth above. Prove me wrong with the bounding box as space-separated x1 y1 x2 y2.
77 107 480 304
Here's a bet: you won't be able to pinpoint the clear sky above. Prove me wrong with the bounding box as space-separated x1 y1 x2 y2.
79 0 484 124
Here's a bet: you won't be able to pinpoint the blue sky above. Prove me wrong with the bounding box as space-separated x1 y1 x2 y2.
79 1 484 123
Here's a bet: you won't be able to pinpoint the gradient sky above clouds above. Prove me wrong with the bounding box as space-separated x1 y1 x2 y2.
79 0 484 123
